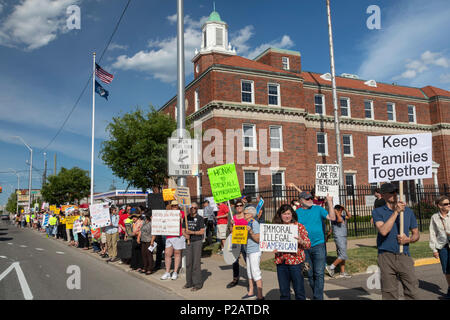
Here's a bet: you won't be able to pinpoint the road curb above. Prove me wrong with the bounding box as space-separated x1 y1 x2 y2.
414 257 440 267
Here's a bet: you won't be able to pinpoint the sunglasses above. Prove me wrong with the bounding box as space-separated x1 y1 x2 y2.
303 197 313 201
191 207 198 209
441 203 450 206
235 204 243 207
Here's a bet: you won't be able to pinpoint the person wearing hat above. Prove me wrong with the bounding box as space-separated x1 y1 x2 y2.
128 211 144 272
296 190 336 300
372 182 420 300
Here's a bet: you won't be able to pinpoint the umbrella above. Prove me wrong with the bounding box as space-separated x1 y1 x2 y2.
79 203 89 208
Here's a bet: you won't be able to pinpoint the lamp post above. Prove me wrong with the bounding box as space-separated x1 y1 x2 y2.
9 169 19 216
13 136 33 212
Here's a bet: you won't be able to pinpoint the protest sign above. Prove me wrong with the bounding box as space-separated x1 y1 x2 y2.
89 203 111 228
231 225 248 245
42 214 49 227
205 197 218 212
315 164 340 200
368 133 432 183
73 220 82 234
175 187 191 206
259 224 298 253
163 188 176 201
65 216 75 229
151 210 181 236
256 198 264 215
208 163 241 203
49 205 56 213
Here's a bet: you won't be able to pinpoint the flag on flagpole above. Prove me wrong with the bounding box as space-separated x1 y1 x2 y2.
95 80 109 100
95 63 114 84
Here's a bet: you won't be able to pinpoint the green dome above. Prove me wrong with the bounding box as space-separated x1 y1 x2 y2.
207 11 222 22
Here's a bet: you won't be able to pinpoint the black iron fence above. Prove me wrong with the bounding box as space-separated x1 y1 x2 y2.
190 184 450 238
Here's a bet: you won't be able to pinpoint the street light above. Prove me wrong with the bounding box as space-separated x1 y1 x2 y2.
12 136 32 212
8 168 19 216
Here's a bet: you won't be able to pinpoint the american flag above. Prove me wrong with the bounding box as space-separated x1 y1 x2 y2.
95 63 114 84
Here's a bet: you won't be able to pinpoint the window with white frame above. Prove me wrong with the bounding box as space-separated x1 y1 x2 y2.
345 173 356 195
315 94 325 115
268 83 280 106
408 105 416 123
194 89 200 112
387 102 396 121
269 126 283 151
364 100 374 119
244 171 258 194
317 132 328 155
340 97 350 117
272 171 285 197
243 124 256 150
282 57 289 70
343 134 353 156
241 80 254 103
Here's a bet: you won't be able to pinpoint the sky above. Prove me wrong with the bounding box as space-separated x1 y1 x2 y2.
0 0 449 206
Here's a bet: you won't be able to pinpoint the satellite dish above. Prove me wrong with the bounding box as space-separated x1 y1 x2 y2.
223 234 241 265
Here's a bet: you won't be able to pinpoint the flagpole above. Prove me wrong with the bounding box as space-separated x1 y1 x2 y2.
90 52 96 206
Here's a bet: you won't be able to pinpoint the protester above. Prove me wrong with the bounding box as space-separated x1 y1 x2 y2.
296 191 336 300
138 213 154 274
216 201 229 255
243 206 263 300
226 199 248 289
273 204 311 300
182 202 205 291
373 188 386 208
372 182 420 300
161 201 185 280
326 205 352 278
129 212 144 271
118 205 131 240
66 211 75 245
105 206 120 263
203 200 216 246
79 213 90 250
429 195 450 300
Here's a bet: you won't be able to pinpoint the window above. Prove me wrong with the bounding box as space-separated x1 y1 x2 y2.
194 89 200 112
203 30 207 48
272 172 285 197
268 83 280 106
387 103 396 121
282 57 289 70
345 174 356 195
340 97 350 117
244 171 258 194
243 124 256 150
408 105 416 123
216 27 223 46
269 126 283 151
343 134 353 156
364 100 374 119
316 132 328 155
315 95 325 115
241 80 254 103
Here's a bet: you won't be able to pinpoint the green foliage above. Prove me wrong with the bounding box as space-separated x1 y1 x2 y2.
5 192 17 213
100 106 177 190
411 201 438 219
41 167 90 205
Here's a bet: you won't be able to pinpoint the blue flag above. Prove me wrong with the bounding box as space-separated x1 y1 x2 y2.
95 80 109 100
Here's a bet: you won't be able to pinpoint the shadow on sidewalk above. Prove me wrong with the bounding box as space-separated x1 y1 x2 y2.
419 279 445 296
324 287 373 300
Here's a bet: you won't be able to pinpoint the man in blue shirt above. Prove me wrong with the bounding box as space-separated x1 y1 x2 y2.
105 206 120 263
372 183 420 300
296 191 336 300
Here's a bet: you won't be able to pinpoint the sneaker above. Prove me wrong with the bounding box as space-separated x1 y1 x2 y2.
160 272 171 280
325 265 335 277
339 272 352 278
171 272 178 280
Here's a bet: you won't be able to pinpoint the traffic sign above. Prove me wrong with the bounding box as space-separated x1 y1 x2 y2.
168 138 199 176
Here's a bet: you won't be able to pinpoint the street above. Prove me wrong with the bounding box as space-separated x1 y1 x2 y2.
0 220 182 300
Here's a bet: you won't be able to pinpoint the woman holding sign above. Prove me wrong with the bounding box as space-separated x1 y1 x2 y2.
273 204 311 300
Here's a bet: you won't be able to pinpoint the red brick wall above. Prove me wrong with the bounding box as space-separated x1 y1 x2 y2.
255 51 301 74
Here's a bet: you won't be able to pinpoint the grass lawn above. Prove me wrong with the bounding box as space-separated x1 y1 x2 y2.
260 240 434 274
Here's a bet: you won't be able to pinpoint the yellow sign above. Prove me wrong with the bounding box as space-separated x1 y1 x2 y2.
49 205 57 212
163 188 176 201
65 216 79 229
231 225 248 245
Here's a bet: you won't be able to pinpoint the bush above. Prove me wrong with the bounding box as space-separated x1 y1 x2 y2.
410 201 438 219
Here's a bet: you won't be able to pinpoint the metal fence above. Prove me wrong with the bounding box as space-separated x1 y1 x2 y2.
191 184 450 238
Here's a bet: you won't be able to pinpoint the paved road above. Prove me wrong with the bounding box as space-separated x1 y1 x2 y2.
0 221 182 300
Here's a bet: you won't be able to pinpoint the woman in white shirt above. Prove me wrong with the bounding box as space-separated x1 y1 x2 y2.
429 195 450 300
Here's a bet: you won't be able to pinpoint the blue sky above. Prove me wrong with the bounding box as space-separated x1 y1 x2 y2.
0 0 449 205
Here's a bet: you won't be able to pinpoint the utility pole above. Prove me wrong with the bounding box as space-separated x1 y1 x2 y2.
54 153 57 176
43 152 47 185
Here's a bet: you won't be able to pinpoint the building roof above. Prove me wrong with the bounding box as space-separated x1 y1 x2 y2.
207 10 222 22
301 71 428 99
421 85 450 98
217 55 301 77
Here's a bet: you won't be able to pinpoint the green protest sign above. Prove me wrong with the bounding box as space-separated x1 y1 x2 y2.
207 163 241 203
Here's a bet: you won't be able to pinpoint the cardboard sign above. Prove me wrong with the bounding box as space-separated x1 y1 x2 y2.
259 223 298 253
315 164 340 199
368 133 432 183
73 220 82 234
89 203 111 228
231 225 248 245
151 210 181 236
208 163 241 203
175 186 191 206
163 188 176 201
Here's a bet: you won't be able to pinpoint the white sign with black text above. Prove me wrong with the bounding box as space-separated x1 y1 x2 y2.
315 164 340 199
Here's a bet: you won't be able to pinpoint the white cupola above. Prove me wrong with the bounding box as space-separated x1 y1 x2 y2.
199 9 235 56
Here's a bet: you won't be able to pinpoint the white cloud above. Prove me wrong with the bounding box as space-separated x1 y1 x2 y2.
246 35 294 59
108 42 128 51
394 50 450 81
440 73 450 83
230 25 254 56
0 0 80 50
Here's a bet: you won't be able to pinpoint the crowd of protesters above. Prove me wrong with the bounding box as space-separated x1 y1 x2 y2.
9 183 450 301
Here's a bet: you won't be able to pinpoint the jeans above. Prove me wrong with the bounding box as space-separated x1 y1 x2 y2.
232 245 247 279
276 263 306 300
438 244 450 275
305 242 326 300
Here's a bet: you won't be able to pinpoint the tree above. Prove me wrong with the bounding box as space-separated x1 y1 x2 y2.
41 167 90 205
5 192 17 213
100 107 177 190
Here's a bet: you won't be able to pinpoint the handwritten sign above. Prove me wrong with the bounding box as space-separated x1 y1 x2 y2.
208 163 241 203
231 225 248 245
315 164 340 199
259 224 298 253
151 210 181 236
175 187 191 206
73 220 82 234
89 203 111 228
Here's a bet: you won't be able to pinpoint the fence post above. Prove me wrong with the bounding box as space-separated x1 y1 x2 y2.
351 185 358 237
416 184 423 232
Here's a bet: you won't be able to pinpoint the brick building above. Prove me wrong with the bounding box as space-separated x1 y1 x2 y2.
160 10 450 198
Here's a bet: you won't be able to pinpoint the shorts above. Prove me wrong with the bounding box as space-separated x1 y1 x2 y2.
334 235 348 260
165 236 186 250
217 224 227 240
246 251 262 281
101 233 107 244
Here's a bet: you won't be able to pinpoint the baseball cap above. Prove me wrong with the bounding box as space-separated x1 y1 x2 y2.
380 183 398 194
299 191 313 200
170 200 179 205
